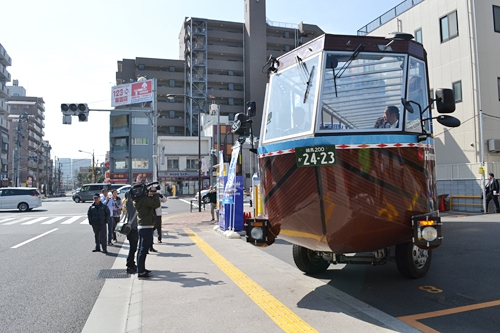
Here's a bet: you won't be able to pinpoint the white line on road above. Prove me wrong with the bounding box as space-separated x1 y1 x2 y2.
61 216 82 224
80 218 90 225
0 218 16 224
3 218 30 225
11 228 58 249
21 217 49 225
41 216 65 224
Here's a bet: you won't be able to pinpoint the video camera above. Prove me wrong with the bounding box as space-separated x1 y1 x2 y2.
130 181 161 201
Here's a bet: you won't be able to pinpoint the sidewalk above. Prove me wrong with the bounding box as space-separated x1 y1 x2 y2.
82 211 420 333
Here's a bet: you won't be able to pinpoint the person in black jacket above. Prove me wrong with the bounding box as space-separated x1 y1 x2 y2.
124 189 139 274
87 193 111 253
485 173 500 213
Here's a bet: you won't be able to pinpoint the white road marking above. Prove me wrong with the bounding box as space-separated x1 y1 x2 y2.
3 218 30 225
11 228 58 249
61 216 82 224
21 217 49 225
41 216 65 224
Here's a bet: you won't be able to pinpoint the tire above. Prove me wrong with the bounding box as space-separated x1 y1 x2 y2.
18 202 29 212
292 244 330 275
74 197 81 203
395 242 432 279
202 196 210 204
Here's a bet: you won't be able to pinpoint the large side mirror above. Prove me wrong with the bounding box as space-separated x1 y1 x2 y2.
435 115 461 128
246 101 256 117
435 88 456 114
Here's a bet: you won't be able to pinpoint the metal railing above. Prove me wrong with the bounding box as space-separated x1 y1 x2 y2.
357 0 425 36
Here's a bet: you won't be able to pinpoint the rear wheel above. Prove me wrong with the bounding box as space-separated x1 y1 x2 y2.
18 202 29 212
292 244 330 275
74 197 81 203
395 242 432 279
202 196 210 204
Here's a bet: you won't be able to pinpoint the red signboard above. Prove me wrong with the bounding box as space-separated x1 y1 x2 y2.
111 79 153 107
110 172 128 179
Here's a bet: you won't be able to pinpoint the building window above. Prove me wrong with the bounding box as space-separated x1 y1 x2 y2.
112 137 128 151
132 138 149 145
169 66 175 72
132 158 148 169
111 115 129 129
452 81 462 103
169 98 176 103
415 28 422 44
186 158 197 169
167 158 179 170
440 11 458 42
114 159 128 169
228 70 234 76
284 31 290 38
23 105 29 109
228 83 234 91
169 79 175 87
285 45 291 52
169 111 176 118
138 64 145 70
228 98 234 106
497 78 500 101
11 105 17 109
169 126 175 134
132 117 148 125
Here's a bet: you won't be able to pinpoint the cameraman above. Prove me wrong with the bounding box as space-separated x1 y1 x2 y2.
133 183 161 278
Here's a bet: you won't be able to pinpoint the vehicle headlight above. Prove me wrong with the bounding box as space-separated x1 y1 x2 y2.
421 226 438 242
250 227 264 240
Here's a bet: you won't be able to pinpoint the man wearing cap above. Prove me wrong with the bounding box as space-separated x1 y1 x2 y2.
88 193 111 253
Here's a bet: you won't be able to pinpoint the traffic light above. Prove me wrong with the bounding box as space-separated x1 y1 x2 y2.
60 103 89 123
232 113 250 136
76 103 88 122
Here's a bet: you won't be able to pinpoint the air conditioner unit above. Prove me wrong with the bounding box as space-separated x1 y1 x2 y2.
488 139 500 152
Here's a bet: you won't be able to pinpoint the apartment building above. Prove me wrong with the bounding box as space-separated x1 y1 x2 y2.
359 0 500 203
0 43 12 183
7 95 46 187
110 0 324 191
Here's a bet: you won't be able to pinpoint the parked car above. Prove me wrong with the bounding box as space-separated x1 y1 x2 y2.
116 184 131 195
195 185 219 204
72 183 120 203
0 187 42 212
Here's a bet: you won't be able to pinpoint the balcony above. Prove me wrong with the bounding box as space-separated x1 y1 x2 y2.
0 64 11 82
0 44 12 67
207 60 242 72
0 84 8 99
157 117 184 127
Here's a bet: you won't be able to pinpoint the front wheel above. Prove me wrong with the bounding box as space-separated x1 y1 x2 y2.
202 196 210 204
395 242 432 279
292 244 330 275
74 197 81 203
18 202 29 212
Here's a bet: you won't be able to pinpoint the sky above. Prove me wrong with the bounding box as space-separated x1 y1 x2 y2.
2 0 403 163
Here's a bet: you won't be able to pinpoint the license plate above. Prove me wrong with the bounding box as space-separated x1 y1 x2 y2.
295 145 337 167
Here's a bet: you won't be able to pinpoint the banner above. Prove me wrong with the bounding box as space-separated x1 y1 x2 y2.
221 142 241 204
111 80 153 107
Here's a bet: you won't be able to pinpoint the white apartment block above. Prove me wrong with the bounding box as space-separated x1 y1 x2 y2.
360 0 500 208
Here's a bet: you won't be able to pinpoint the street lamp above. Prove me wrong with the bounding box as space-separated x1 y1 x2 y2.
167 94 204 212
78 150 95 183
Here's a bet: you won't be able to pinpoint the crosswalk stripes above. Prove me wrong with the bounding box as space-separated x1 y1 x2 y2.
22 217 49 225
41 216 66 224
0 215 89 226
61 216 81 224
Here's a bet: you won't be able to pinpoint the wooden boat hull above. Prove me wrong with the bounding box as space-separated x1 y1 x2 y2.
259 141 438 253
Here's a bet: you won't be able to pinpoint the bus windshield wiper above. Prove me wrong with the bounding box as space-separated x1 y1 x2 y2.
333 44 365 97
303 66 315 103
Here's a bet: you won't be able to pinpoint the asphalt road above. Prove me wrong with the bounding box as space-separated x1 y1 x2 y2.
259 214 500 333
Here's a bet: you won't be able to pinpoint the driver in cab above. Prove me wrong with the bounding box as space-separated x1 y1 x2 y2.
284 107 309 134
374 106 399 129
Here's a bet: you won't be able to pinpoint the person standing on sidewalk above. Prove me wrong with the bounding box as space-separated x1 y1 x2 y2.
206 186 217 221
87 193 110 254
111 190 122 242
133 184 160 278
124 188 139 274
153 193 168 244
485 173 500 213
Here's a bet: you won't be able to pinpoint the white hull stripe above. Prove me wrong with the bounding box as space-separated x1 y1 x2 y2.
259 142 434 158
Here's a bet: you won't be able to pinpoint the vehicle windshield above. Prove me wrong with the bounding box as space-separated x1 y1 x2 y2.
261 51 430 144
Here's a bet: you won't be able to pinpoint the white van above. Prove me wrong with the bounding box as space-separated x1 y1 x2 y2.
0 187 42 212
